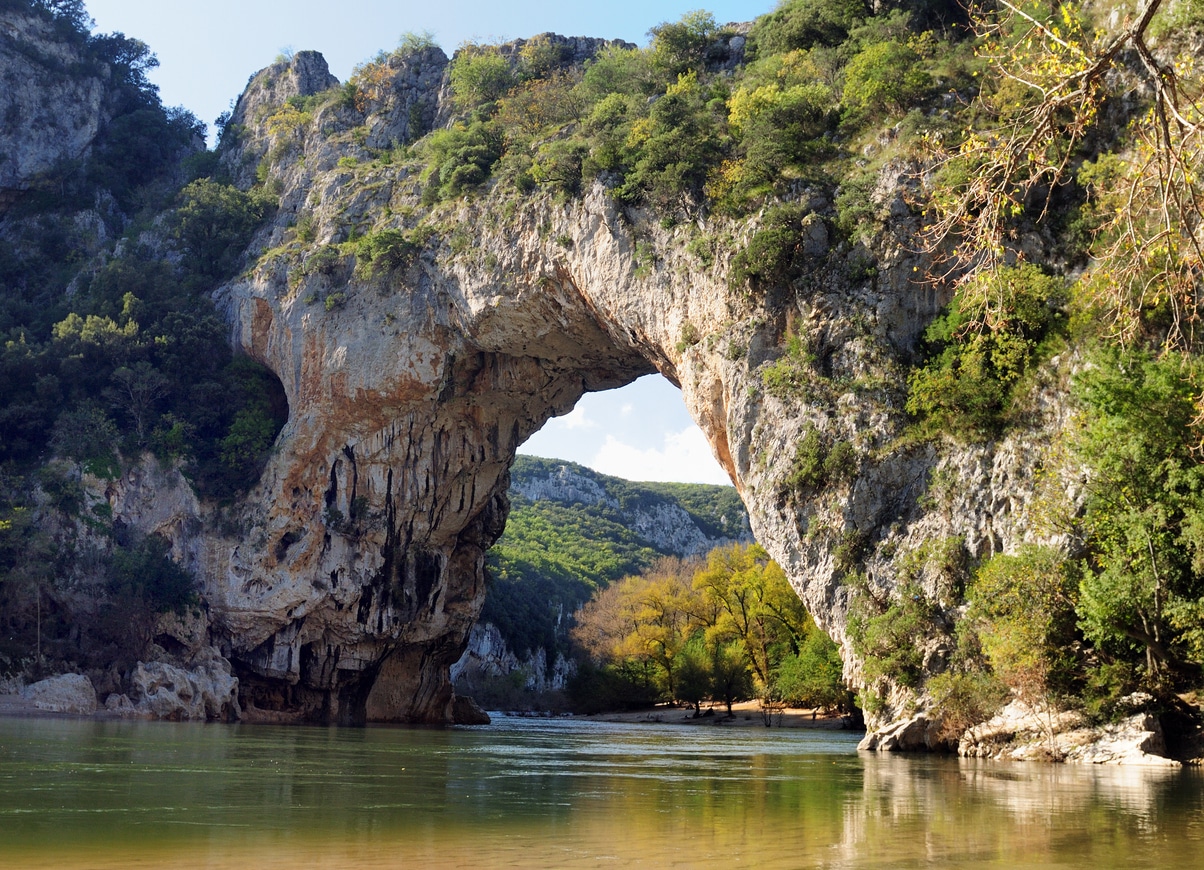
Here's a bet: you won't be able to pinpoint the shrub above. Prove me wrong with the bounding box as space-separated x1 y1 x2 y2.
774 629 851 711
927 670 1009 743
842 39 931 120
730 204 812 291
965 546 1080 701
906 265 1065 441
749 0 868 54
449 45 515 110
848 581 946 689
354 228 420 278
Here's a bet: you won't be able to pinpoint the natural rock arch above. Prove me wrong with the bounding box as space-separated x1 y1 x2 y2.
196 49 1045 737
211 183 747 723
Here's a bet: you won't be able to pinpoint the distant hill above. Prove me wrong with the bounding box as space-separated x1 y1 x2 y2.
479 456 752 663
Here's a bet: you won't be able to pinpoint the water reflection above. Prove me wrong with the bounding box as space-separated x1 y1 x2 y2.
0 715 1199 868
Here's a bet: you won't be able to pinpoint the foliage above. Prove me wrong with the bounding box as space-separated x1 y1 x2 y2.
107 533 196 615
1069 348 1204 688
648 10 720 77
419 121 504 202
748 0 869 55
773 621 851 710
170 179 274 282
848 580 945 689
906 265 1065 441
924 0 1204 349
730 204 815 292
449 44 515 110
841 38 931 120
782 426 858 495
965 545 1081 700
570 541 847 713
353 228 421 279
926 670 1009 743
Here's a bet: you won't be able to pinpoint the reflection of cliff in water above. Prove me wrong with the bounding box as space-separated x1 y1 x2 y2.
839 754 1201 865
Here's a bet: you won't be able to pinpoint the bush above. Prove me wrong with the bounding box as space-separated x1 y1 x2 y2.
966 546 1081 701
108 534 196 615
730 204 813 291
774 629 850 710
749 0 868 54
354 228 420 279
906 265 1065 440
927 670 1009 743
449 45 515 110
842 39 931 120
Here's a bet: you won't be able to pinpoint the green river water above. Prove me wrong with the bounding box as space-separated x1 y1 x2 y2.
0 714 1201 868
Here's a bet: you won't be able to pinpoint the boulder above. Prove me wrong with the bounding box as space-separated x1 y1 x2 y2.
128 655 241 721
22 673 97 715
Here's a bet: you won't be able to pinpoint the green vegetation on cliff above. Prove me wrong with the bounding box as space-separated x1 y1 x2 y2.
0 0 286 677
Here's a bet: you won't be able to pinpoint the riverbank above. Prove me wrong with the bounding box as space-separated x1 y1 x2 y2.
568 700 858 730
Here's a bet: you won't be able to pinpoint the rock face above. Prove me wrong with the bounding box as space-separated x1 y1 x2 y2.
451 621 574 695
0 9 108 200
190 43 1007 729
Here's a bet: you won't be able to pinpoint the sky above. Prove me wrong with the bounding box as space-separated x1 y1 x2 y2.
80 0 769 486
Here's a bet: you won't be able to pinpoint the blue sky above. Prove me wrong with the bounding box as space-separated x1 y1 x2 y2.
81 0 766 485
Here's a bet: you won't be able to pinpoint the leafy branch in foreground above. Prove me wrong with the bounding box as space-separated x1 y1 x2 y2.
926 0 1204 347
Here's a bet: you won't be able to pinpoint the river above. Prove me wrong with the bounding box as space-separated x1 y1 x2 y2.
0 714 1200 868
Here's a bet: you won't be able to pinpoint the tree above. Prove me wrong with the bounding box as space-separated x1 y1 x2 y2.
449 45 515 109
108 361 168 446
648 10 719 77
927 0 1204 346
774 622 851 711
692 543 808 691
1070 349 1204 686
170 179 272 282
964 546 1080 701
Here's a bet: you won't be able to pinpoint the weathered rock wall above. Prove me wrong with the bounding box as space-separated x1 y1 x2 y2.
190 44 1078 732
0 9 107 199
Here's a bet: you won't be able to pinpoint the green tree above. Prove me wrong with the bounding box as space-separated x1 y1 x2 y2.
170 179 272 282
965 546 1080 701
449 45 515 109
1071 349 1204 687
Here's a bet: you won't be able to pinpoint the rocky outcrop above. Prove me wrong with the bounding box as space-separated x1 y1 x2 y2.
119 657 240 721
451 621 575 695
189 43 985 729
22 673 97 715
0 9 107 199
959 699 1181 767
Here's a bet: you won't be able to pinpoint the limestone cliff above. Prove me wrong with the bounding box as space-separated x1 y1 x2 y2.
0 8 108 201
0 15 1093 743
196 46 979 729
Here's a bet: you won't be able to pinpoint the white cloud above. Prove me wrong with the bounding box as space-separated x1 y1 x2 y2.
557 404 596 430
591 427 731 485
620 402 634 417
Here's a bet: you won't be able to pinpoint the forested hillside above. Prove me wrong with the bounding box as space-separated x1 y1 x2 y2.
479 455 750 665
